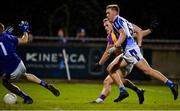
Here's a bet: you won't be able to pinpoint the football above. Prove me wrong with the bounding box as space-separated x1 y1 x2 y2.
3 93 17 104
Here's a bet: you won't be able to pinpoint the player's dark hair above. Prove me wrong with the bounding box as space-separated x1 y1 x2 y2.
106 4 120 14
0 23 5 33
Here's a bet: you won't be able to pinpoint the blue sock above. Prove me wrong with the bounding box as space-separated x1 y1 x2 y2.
165 80 174 88
119 86 126 93
40 80 48 88
99 95 106 100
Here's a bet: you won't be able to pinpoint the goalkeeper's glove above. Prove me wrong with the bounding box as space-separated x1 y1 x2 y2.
19 21 29 32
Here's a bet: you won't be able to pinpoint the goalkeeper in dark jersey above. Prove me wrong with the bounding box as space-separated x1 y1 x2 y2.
0 21 60 104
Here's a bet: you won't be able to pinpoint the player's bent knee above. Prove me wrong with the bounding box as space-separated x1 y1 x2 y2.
106 67 111 74
106 62 116 74
103 79 113 86
106 65 118 74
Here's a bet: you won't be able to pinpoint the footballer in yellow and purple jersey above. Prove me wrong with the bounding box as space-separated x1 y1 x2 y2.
107 31 118 45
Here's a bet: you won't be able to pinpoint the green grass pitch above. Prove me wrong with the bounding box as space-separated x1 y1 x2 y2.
0 82 179 110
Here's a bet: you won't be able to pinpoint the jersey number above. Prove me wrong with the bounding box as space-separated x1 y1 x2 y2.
0 42 7 56
126 22 133 36
129 49 140 61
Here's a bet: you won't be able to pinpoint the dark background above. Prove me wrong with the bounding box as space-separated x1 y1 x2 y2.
0 0 180 39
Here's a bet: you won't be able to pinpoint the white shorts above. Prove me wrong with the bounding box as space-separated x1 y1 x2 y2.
10 61 26 82
123 46 144 64
112 54 134 75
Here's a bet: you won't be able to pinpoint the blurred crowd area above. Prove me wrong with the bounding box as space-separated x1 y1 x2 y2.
0 0 179 39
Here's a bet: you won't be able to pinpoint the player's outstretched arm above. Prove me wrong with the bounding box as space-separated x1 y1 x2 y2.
18 21 29 44
99 43 112 65
140 19 159 38
133 24 143 47
94 43 112 71
133 24 152 38
141 29 152 37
